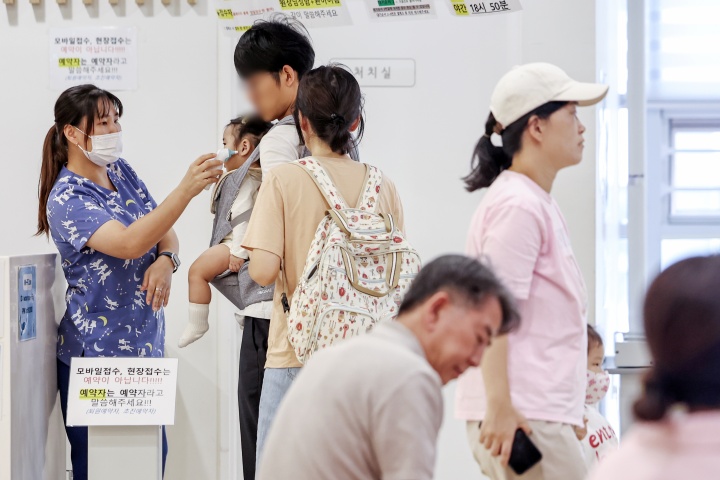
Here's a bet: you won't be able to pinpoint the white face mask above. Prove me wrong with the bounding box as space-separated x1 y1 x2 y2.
74 126 123 167
586 369 610 405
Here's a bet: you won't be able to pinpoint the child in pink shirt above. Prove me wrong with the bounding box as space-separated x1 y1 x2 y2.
589 255 720 480
575 325 618 467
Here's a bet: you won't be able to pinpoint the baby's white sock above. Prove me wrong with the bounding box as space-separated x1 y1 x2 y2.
179 303 210 348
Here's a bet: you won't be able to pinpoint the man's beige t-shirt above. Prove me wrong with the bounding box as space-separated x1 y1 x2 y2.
257 322 443 480
242 156 405 369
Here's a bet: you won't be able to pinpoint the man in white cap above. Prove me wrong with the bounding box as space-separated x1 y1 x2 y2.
457 62 608 480
257 255 519 480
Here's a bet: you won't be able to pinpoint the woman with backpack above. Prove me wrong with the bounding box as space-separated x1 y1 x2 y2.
455 63 608 479
241 64 406 464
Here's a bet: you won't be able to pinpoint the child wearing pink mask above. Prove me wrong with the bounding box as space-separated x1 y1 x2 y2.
574 325 618 467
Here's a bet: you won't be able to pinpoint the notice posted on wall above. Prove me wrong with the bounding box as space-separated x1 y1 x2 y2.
67 357 178 427
49 27 138 91
216 0 279 37
447 0 521 16
364 0 436 21
278 0 353 28
18 265 37 342
216 0 350 34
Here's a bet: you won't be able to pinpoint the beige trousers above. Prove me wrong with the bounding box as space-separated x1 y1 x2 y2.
466 420 587 480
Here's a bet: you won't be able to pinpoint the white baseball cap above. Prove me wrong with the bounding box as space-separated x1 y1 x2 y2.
490 63 609 128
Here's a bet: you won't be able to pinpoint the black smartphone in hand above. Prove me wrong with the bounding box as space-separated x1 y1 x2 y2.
507 428 542 475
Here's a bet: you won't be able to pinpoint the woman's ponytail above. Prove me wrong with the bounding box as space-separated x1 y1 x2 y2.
327 114 352 155
463 101 568 192
37 125 68 236
633 369 675 422
463 113 511 192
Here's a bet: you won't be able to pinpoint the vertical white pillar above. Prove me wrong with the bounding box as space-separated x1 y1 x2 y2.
627 0 650 334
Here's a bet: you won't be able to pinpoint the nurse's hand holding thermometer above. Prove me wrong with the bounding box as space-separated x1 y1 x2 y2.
204 148 238 190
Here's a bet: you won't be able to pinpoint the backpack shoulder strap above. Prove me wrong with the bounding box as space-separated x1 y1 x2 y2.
356 165 382 212
292 158 350 211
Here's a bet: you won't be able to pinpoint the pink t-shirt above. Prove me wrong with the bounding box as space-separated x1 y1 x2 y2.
455 170 587 427
588 411 720 480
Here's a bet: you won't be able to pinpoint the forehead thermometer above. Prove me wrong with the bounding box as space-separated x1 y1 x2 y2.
204 148 239 191
216 148 238 162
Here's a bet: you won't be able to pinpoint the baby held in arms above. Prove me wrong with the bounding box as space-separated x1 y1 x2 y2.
179 115 272 347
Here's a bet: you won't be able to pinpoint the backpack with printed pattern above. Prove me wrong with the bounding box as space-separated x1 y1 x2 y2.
285 158 421 364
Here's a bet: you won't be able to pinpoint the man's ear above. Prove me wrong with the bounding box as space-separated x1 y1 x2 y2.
422 291 451 333
281 65 298 87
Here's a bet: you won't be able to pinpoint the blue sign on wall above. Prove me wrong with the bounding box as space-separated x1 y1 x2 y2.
18 265 37 342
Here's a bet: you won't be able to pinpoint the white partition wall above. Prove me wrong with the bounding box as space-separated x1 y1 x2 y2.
0 254 67 480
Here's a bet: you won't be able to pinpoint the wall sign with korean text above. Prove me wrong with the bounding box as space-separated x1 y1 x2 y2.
364 0 436 20
274 0 352 28
215 0 352 32
67 357 178 426
330 58 415 87
447 0 521 16
215 0 279 37
49 27 138 91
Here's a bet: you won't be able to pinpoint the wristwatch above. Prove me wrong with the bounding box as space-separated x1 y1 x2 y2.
159 252 181 273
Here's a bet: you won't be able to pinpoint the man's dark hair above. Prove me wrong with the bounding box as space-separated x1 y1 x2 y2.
233 14 315 80
398 255 519 334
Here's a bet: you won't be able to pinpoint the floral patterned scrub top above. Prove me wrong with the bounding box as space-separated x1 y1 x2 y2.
48 159 165 366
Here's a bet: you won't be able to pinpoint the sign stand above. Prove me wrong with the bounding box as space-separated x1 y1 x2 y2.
88 426 163 480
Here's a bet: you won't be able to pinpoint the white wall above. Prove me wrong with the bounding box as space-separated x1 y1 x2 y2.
1 2 223 479
1 0 598 478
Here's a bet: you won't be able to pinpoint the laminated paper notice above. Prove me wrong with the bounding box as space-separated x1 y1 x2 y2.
67 357 179 426
448 0 521 16
364 0 436 20
49 27 138 91
278 0 353 28
216 0 279 37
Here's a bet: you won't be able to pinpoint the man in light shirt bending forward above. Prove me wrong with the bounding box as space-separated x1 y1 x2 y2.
258 254 520 480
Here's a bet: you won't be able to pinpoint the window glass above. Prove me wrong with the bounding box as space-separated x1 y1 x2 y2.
661 238 720 268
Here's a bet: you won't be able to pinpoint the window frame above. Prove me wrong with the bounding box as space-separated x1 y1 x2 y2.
652 106 720 234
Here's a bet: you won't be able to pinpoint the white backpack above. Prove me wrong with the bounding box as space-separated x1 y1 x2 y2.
284 158 421 364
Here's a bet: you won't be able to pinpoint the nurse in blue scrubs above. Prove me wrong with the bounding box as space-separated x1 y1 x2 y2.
36 84 222 480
